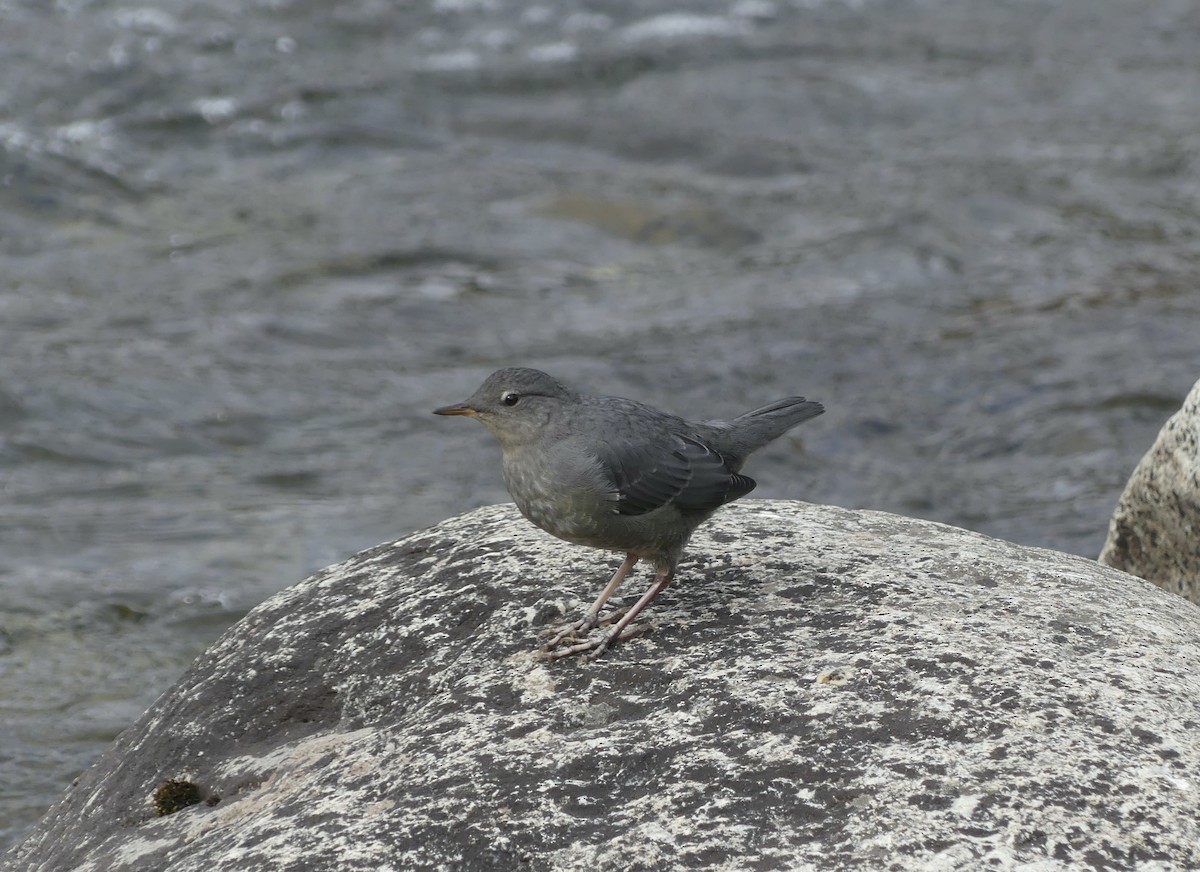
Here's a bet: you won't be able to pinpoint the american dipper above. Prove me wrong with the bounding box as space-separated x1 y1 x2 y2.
434 368 824 659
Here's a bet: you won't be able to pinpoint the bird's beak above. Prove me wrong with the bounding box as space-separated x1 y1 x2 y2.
433 403 477 417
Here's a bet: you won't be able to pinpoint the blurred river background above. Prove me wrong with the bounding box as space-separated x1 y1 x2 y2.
3 0 1200 850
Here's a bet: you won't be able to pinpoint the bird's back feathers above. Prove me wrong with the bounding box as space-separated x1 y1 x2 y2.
574 392 821 519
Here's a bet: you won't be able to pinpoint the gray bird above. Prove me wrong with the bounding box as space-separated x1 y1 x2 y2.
434 368 824 659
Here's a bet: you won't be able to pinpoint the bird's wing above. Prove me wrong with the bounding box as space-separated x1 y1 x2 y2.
595 432 756 516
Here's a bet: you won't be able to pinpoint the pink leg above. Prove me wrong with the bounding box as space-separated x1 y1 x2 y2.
547 568 674 661
542 553 638 650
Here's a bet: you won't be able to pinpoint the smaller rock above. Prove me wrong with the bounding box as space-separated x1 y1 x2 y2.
1100 377 1200 602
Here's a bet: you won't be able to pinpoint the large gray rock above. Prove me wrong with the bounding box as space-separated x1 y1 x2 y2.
1100 378 1200 603
9 502 1200 871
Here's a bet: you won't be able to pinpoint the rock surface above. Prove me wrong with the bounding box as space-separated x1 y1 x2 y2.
9 501 1200 871
1100 377 1200 603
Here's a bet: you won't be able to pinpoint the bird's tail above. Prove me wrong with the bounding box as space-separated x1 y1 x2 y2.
702 396 824 460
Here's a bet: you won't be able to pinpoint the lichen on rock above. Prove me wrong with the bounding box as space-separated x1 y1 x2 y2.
8 501 1200 871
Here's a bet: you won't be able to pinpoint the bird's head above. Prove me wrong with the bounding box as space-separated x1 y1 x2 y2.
433 367 579 447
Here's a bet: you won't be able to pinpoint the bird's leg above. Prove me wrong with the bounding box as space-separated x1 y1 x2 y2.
547 568 674 661
542 553 638 650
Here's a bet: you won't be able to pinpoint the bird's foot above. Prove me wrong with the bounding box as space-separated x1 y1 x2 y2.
541 609 626 651
542 623 648 661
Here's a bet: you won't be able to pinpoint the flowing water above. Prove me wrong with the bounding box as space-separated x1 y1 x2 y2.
3 0 1199 849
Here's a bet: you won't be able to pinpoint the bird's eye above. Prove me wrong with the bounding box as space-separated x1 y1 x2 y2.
501 391 521 407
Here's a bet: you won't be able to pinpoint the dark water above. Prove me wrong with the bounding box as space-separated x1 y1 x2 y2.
3 0 1199 850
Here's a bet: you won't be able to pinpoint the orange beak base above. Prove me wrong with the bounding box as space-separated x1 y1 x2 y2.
433 404 477 417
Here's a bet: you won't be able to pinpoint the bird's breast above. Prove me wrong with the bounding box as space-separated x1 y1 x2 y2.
501 445 612 546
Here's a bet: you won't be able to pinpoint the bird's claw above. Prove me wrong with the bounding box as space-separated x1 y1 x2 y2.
540 622 647 661
541 609 625 651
